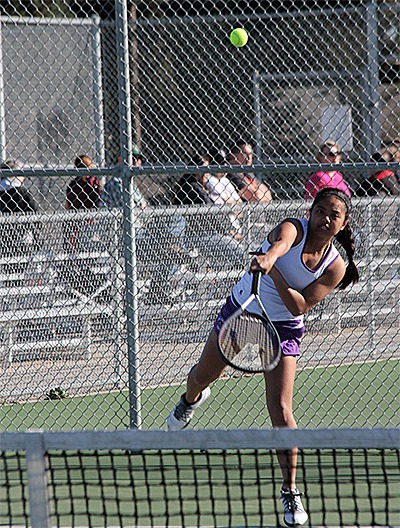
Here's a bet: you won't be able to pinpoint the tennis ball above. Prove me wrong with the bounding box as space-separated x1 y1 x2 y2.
230 28 248 48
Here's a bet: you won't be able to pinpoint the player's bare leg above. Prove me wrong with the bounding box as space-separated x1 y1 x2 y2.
186 329 226 403
166 330 224 430
265 355 297 486
265 356 308 526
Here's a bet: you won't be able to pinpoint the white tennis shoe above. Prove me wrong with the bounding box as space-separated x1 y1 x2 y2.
166 387 211 430
280 487 308 526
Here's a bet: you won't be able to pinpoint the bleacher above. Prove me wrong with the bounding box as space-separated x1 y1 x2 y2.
0 198 398 371
0 211 120 362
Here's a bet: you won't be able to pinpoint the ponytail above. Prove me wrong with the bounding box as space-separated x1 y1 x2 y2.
335 223 359 289
311 188 359 290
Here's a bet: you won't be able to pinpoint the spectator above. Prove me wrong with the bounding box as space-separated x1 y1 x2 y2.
101 146 146 210
305 140 351 201
65 155 102 210
205 149 244 238
173 153 243 266
0 159 38 213
0 158 39 256
227 141 272 203
388 139 400 165
355 148 400 197
64 155 103 258
205 149 243 206
174 154 213 205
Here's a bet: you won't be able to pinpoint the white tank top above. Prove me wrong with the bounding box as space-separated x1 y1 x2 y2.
231 219 340 327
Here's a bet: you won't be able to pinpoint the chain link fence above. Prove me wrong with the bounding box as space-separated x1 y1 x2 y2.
0 0 398 431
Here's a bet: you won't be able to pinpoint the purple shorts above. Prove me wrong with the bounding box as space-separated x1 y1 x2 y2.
213 296 305 357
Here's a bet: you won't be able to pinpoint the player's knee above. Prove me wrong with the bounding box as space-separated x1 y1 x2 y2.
267 400 295 427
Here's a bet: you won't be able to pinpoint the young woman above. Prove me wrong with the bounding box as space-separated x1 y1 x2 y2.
167 188 359 526
305 140 351 201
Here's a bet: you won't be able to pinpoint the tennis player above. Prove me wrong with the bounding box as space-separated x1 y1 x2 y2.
167 188 359 526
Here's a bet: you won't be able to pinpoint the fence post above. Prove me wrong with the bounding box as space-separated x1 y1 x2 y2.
115 0 142 429
25 431 52 528
365 0 381 158
90 15 106 170
252 70 262 162
0 19 6 160
111 213 125 389
366 201 376 352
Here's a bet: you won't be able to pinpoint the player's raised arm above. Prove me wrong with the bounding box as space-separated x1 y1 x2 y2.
249 219 301 275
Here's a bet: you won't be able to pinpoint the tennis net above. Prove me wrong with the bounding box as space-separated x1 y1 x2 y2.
1 428 399 528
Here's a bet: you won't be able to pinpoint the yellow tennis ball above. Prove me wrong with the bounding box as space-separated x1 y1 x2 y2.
230 28 248 47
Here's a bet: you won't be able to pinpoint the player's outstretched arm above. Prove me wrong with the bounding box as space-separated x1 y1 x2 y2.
250 220 300 275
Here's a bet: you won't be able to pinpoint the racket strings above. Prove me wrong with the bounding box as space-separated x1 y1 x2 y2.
220 312 276 370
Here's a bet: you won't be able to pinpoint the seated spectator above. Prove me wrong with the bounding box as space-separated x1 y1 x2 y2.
174 154 213 205
305 140 351 201
227 141 272 203
0 159 38 213
205 149 244 239
355 149 400 197
65 155 102 210
101 146 146 210
64 155 103 256
388 139 400 165
205 149 243 206
0 158 39 256
172 151 244 276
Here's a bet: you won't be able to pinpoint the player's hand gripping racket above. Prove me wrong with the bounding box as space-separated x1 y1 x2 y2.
218 271 281 373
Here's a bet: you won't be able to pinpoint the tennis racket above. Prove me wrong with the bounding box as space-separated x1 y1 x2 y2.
217 271 281 373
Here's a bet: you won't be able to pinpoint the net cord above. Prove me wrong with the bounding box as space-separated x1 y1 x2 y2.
1 428 398 452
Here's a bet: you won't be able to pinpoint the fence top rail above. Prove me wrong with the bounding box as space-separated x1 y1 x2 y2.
0 428 398 452
1 162 399 179
126 5 367 28
0 16 99 26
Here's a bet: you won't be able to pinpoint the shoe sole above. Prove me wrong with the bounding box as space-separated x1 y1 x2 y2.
283 516 308 526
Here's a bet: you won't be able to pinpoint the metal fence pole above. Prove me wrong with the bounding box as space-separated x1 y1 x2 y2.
90 16 106 168
25 432 51 528
115 0 142 429
0 19 6 160
365 0 381 158
111 213 125 389
252 70 262 162
366 201 376 352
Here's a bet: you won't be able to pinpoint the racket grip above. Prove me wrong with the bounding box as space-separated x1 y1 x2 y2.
251 270 262 295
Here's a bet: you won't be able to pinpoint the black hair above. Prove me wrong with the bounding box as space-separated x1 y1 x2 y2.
207 148 227 165
371 152 388 164
311 188 359 290
190 153 209 166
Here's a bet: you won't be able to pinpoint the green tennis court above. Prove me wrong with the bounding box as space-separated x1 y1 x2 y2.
1 359 398 431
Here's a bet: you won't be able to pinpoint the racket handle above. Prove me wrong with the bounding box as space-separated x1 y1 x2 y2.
251 270 262 295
